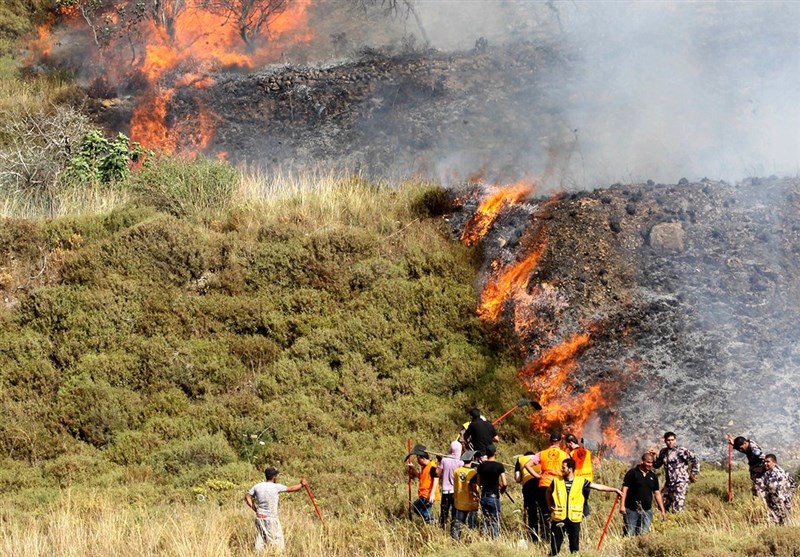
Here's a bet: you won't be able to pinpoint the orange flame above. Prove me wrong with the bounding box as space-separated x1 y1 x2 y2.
461 182 534 245
478 224 548 322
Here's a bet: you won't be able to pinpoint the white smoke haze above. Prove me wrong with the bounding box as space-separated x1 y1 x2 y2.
409 0 800 187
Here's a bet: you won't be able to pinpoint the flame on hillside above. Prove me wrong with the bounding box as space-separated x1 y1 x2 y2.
31 0 313 156
464 185 631 454
461 182 534 245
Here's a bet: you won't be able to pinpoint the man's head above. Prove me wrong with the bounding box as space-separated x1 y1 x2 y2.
562 458 576 478
484 444 497 458
264 466 279 481
765 454 778 471
664 432 677 448
468 408 481 421
565 434 580 450
417 453 431 466
549 431 562 445
733 436 749 453
639 452 655 471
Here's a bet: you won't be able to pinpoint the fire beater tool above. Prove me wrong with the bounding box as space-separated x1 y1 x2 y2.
407 438 413 514
596 494 620 551
304 482 324 524
727 440 733 503
491 399 542 426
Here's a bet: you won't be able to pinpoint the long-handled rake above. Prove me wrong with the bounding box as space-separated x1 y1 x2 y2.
491 399 542 426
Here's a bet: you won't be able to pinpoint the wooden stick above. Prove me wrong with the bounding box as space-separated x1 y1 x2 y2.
596 494 620 551
728 441 733 503
304 483 324 524
407 438 413 514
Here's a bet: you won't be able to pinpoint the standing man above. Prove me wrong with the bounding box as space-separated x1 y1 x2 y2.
436 440 462 529
620 453 667 536
464 408 499 455
244 466 307 552
547 458 622 555
763 454 796 525
451 451 480 541
515 450 543 542
565 434 593 516
651 431 699 512
474 443 507 538
407 450 439 524
728 434 768 503
527 432 569 543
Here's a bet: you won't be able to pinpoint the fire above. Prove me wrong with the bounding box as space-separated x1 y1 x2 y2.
477 223 548 322
35 0 314 157
461 181 534 245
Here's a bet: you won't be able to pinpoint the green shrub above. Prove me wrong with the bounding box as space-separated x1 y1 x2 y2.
41 450 115 488
56 374 143 447
149 433 237 477
131 155 237 217
104 430 163 466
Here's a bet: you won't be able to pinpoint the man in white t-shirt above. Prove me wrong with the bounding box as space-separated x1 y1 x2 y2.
245 466 307 551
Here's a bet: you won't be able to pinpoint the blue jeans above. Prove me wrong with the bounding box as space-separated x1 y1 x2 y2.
623 508 653 536
411 497 434 523
480 493 501 538
450 509 478 540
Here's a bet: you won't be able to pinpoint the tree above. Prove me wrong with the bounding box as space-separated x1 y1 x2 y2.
349 0 428 46
200 0 290 50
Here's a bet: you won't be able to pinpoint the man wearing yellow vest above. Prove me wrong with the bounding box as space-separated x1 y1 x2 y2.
451 450 480 540
515 451 543 542
547 458 622 555
525 431 569 543
565 434 593 516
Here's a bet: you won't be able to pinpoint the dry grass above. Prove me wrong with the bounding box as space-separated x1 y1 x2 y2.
2 467 796 557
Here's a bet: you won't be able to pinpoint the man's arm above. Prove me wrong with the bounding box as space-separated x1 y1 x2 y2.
654 489 666 518
244 493 256 511
685 448 700 479
545 484 554 511
429 476 439 503
285 478 307 493
589 482 623 497
499 472 508 489
523 458 542 480
619 485 629 514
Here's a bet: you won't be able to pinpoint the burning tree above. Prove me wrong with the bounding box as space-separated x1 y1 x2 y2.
199 0 290 50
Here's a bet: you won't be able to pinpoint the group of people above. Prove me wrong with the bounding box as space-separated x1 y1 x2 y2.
728 434 797 525
238 412 796 553
404 410 797 555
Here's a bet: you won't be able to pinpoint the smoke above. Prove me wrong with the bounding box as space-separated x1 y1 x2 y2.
408 1 800 186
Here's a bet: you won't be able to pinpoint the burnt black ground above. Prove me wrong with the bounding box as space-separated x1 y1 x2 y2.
452 177 800 459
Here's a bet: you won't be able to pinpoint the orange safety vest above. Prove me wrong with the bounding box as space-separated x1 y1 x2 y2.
571 447 593 482
551 477 588 522
418 461 438 500
538 447 569 488
453 466 479 512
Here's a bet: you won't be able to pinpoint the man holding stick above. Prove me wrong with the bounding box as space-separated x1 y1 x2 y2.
245 467 308 552
547 457 621 555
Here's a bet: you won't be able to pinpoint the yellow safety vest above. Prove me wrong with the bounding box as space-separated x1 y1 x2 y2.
551 478 587 523
571 447 593 482
539 447 569 487
453 466 479 512
516 455 540 486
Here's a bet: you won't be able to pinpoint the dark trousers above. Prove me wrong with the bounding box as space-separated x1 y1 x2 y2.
550 519 581 555
537 484 554 542
450 508 478 540
439 493 455 528
522 480 545 542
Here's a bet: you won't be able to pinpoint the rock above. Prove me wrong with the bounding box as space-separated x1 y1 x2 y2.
648 222 684 252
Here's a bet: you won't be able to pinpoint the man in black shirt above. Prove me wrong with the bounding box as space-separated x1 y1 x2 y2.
620 453 666 535
474 444 506 538
464 408 499 454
